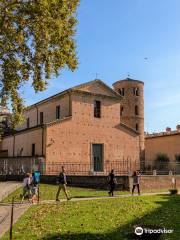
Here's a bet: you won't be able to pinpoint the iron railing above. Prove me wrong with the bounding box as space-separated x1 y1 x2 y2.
0 157 180 176
43 160 140 176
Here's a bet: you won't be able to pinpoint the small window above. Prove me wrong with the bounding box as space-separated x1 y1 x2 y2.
40 112 43 124
118 88 125 96
135 105 139 115
27 118 30 128
94 100 101 118
32 143 35 156
56 105 60 120
133 87 139 96
120 106 124 116
136 123 139 131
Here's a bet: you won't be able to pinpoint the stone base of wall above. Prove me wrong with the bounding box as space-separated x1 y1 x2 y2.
1 175 180 192
129 175 180 192
0 174 129 190
40 175 129 190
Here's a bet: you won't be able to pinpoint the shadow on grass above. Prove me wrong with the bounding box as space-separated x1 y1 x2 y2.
43 195 180 240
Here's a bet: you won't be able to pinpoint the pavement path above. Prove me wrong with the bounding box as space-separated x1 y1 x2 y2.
41 191 170 204
0 182 21 202
0 181 28 239
0 203 30 239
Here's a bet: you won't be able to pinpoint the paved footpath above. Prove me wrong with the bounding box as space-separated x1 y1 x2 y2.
41 191 170 204
0 184 172 239
0 181 29 239
0 182 21 202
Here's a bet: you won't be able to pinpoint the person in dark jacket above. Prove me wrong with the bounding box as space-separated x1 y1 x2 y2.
56 166 70 202
108 169 117 196
132 171 141 195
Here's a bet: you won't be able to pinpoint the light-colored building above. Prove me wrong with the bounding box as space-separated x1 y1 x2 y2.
145 126 180 173
0 78 144 175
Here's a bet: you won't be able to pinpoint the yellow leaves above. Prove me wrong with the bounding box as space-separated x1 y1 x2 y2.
0 0 79 126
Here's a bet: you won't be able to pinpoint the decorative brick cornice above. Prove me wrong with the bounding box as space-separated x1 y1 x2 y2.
119 123 139 135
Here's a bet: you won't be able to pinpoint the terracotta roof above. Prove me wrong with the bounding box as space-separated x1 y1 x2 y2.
113 77 144 86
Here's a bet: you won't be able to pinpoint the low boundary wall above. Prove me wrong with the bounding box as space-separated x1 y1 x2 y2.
1 175 180 191
0 174 129 190
134 175 180 191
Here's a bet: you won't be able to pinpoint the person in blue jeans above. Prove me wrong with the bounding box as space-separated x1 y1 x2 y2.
56 166 70 202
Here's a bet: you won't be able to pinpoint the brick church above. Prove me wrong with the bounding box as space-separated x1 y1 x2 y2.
0 78 144 175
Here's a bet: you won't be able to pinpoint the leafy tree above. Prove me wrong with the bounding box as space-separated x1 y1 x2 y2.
0 0 79 127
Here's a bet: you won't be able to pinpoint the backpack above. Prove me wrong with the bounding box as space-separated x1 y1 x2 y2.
58 172 65 184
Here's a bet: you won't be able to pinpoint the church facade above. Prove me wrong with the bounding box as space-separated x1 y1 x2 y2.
0 78 144 175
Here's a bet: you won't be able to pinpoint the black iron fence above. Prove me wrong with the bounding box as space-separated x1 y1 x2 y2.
0 157 180 176
141 161 180 175
0 157 44 175
43 160 140 176
0 157 139 176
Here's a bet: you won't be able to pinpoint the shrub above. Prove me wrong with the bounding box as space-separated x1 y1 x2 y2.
155 153 169 171
169 189 178 195
175 154 180 162
156 153 170 162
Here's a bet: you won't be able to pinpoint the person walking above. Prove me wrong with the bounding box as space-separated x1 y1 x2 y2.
171 177 176 189
108 169 117 197
132 171 141 195
21 173 31 203
56 166 70 202
30 172 39 204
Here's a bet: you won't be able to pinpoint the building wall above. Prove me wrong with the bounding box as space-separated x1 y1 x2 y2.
45 93 140 172
18 94 71 130
1 83 141 175
1 136 14 156
145 134 180 164
1 128 45 157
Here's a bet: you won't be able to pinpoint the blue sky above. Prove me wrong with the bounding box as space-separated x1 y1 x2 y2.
22 0 180 133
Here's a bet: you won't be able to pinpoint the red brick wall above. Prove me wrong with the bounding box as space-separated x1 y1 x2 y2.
45 92 140 173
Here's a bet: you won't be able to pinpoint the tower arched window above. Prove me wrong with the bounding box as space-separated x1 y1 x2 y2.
133 87 139 96
118 88 124 96
135 105 139 115
120 106 124 116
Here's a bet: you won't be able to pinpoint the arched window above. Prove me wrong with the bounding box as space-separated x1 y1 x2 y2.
136 123 139 131
135 105 139 115
118 88 125 96
133 87 139 96
120 106 124 116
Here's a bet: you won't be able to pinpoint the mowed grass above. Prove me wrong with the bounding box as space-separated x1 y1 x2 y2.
2 183 175 203
2 183 130 203
1 195 180 240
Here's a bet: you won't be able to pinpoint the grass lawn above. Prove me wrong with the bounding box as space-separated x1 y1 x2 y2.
2 184 130 203
2 183 176 203
1 194 180 240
